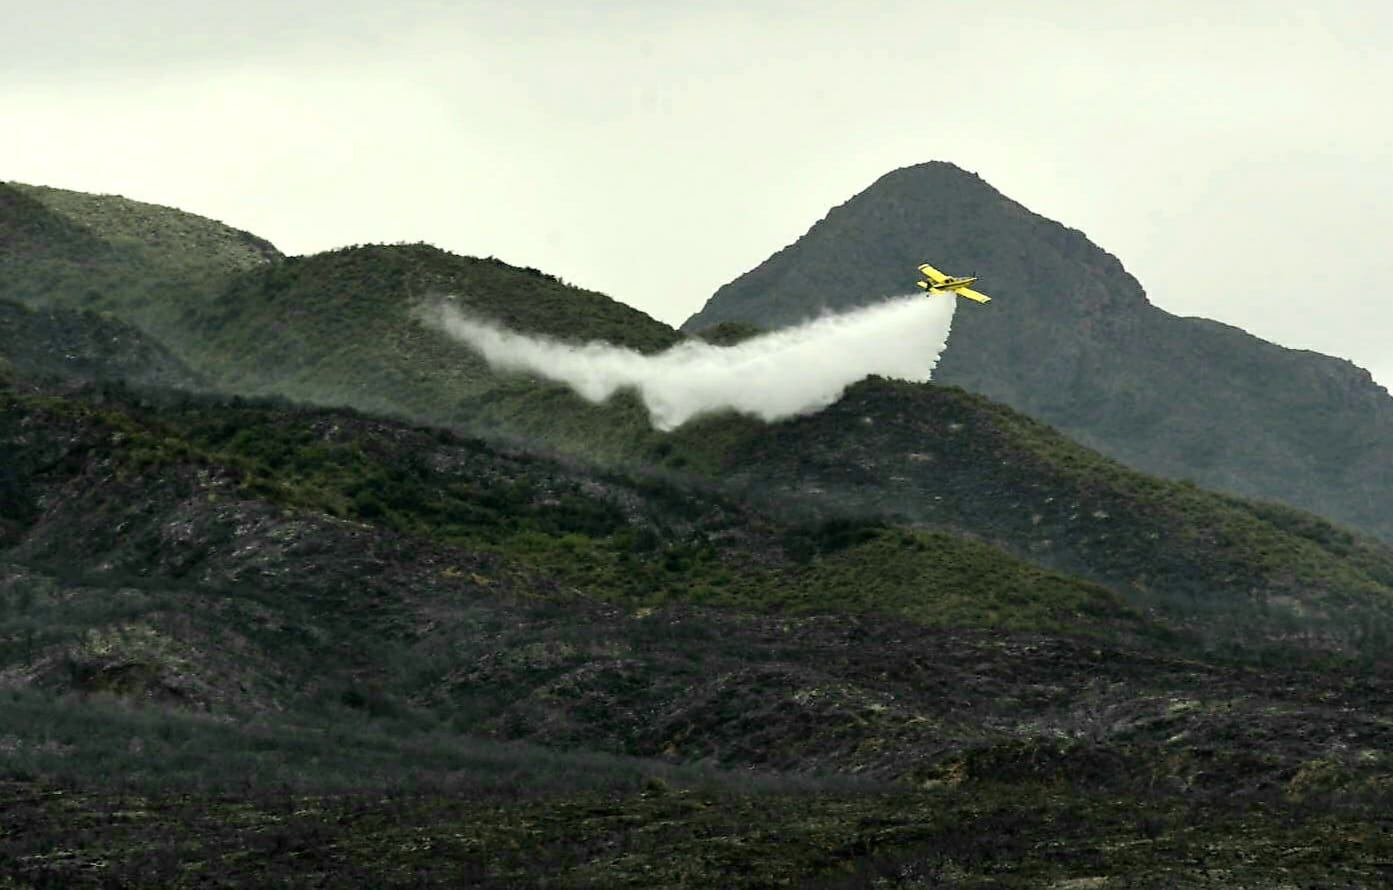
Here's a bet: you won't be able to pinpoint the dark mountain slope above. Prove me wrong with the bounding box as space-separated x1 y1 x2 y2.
683 162 1393 542
0 298 202 389
0 375 1160 775
669 377 1393 655
5 377 1393 886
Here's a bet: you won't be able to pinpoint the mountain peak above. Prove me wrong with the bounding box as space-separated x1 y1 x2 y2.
682 160 1146 333
865 159 995 192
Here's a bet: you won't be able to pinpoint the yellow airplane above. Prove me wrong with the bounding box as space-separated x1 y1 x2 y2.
915 263 992 304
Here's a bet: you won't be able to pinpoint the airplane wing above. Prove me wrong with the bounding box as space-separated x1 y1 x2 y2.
954 287 991 304
917 263 948 285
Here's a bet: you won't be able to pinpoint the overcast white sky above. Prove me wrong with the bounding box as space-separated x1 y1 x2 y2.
4 0 1391 388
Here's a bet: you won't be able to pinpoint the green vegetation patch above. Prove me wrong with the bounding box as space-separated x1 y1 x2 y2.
729 526 1138 633
152 397 1141 637
3 384 1144 642
10 182 280 277
701 377 1393 656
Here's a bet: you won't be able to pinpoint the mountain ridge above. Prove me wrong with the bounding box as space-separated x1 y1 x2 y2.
7 181 282 273
6 181 1392 655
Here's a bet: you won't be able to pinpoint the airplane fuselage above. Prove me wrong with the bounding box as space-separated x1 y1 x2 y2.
923 276 977 292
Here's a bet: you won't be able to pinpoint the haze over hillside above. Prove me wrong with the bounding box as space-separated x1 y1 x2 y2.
685 162 1393 543
0 298 202 389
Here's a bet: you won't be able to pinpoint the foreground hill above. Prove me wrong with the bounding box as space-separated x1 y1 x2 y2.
5 374 1393 886
683 162 1393 543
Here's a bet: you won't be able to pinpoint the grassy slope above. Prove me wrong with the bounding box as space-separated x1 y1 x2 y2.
9 182 281 276
0 382 1140 640
0 183 133 305
666 378 1393 654
0 185 676 458
40 378 1393 656
0 181 278 347
171 243 682 456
